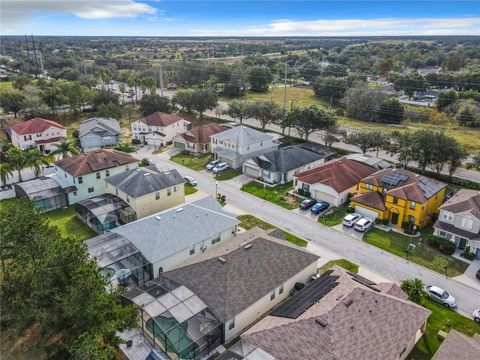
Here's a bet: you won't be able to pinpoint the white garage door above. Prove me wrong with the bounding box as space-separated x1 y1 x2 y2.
354 205 378 220
243 164 260 178
314 190 337 205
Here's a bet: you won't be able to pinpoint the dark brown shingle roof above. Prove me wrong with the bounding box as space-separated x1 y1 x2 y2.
295 158 376 193
139 112 184 127
178 123 228 144
351 191 387 211
54 149 138 177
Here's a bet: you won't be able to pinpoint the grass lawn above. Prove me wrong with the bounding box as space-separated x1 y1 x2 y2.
46 206 96 241
318 203 349 226
184 185 198 196
215 168 242 181
244 86 327 109
237 214 307 247
408 296 480 360
318 259 359 274
365 228 469 277
0 81 13 91
241 181 299 210
170 152 213 171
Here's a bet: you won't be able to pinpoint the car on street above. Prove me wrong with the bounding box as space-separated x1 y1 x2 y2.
206 159 221 170
353 217 373 232
310 201 329 215
342 213 362 227
299 199 316 210
424 285 457 308
184 176 197 186
212 162 229 174
473 309 480 323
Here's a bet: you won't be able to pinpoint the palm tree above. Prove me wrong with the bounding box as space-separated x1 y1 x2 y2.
400 278 424 303
0 162 13 185
5 147 26 183
114 142 135 153
52 140 80 159
25 148 53 178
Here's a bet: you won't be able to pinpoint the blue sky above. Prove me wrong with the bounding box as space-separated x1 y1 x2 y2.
1 1 479 36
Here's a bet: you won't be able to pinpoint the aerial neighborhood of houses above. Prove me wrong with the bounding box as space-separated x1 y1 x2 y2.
1 108 480 360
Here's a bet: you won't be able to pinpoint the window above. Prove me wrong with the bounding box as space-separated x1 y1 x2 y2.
189 247 195 255
392 197 398 204
155 192 160 200
115 188 118 195
173 186 177 193
442 211 453 221
212 236 220 245
73 191 77 196
461 217 473 230
126 165 129 170
228 318 235 330
410 201 416 210
408 215 415 223
167 188 172 196
270 291 275 301
365 183 373 190
88 187 94 193
439 231 446 237
78 177 83 184
279 285 284 295
106 170 110 177
36 133 41 137
96 172 101 179
64 173 67 178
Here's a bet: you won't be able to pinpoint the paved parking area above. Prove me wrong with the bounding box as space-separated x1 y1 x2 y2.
452 260 480 291
291 208 321 221
332 223 365 240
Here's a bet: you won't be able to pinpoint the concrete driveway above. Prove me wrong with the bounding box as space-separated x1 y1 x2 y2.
292 207 321 221
332 223 365 240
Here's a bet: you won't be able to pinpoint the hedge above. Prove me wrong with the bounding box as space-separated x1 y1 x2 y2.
425 234 456 255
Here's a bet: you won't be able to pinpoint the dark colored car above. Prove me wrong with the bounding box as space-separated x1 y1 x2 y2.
310 201 329 215
300 199 316 210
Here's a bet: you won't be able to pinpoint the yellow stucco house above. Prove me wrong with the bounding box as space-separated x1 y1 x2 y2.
350 169 446 229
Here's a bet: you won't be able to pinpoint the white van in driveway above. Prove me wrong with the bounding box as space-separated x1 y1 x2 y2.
354 218 373 232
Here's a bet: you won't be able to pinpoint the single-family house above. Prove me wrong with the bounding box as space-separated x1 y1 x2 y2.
431 330 480 360
433 189 480 258
233 266 431 360
344 153 392 170
54 149 138 204
8 117 67 153
350 169 446 229
173 123 229 155
79 117 121 150
131 112 191 147
122 227 319 359
210 125 278 169
105 165 185 219
293 158 377 206
243 143 335 184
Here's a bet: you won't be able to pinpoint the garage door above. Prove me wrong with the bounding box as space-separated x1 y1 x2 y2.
243 164 260 178
354 205 378 220
314 190 337 205
174 141 186 151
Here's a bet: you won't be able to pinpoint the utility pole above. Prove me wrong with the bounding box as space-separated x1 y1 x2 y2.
158 60 164 97
283 61 288 114
30 35 41 76
24 34 33 74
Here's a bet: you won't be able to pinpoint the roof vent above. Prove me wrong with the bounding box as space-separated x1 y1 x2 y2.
165 171 170 175
244 244 252 250
315 318 328 327
155 215 161 221
176 208 183 212
218 257 226 263
343 298 353 307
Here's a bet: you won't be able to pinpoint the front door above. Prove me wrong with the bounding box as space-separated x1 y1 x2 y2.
458 237 467 250
391 213 399 225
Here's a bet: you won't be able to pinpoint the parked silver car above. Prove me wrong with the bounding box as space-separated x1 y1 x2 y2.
424 285 457 308
342 213 361 227
213 162 229 174
206 159 221 171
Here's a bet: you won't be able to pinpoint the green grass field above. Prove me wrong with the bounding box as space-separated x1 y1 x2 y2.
237 214 307 247
170 153 213 171
46 206 96 241
365 228 469 277
244 86 326 109
241 181 299 209
184 185 198 196
408 296 480 360
0 81 13 91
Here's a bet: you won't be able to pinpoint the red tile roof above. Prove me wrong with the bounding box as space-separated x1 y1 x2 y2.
178 123 228 144
9 118 65 135
295 158 376 193
54 149 137 177
138 112 184 127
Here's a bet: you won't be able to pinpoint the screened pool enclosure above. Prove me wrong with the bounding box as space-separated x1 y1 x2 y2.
124 276 222 360
14 177 69 212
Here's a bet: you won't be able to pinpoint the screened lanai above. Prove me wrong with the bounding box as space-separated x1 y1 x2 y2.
85 232 153 289
75 193 136 233
14 177 69 211
124 276 222 360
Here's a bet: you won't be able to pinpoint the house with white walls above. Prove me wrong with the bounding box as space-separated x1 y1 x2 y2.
8 118 67 153
131 112 190 147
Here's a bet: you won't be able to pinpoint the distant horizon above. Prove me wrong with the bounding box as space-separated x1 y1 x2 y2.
1 1 479 37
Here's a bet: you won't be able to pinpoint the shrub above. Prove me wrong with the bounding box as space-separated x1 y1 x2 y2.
425 234 444 248
345 207 355 214
294 282 305 291
439 240 456 255
402 222 418 235
382 218 389 225
375 218 381 224
460 247 475 260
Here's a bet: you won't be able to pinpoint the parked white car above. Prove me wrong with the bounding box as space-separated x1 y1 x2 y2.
206 159 221 171
342 213 361 227
184 176 197 186
473 309 480 323
354 217 373 232
213 162 229 174
424 285 457 308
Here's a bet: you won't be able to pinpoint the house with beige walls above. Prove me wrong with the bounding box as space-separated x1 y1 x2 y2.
131 112 190 147
105 165 185 219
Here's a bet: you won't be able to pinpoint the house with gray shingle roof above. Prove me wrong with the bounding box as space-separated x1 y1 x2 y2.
79 117 121 150
238 266 430 360
431 329 480 360
105 165 185 219
210 125 278 169
243 143 335 184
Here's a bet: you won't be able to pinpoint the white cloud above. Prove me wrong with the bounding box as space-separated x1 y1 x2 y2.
1 0 157 32
191 17 480 36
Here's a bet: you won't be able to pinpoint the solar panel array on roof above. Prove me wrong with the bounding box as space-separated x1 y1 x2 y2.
270 270 339 319
417 176 444 199
380 172 409 186
348 271 381 292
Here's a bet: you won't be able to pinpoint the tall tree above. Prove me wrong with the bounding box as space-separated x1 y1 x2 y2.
5 147 26 182
52 139 80 159
139 94 172 116
436 89 458 112
25 148 52 178
0 90 26 118
0 162 13 186
379 98 405 124
191 88 218 122
12 74 31 90
248 67 273 93
290 105 336 140
224 99 251 124
39 81 68 115
249 100 283 130
400 278 424 303
393 72 427 99
345 132 378 154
